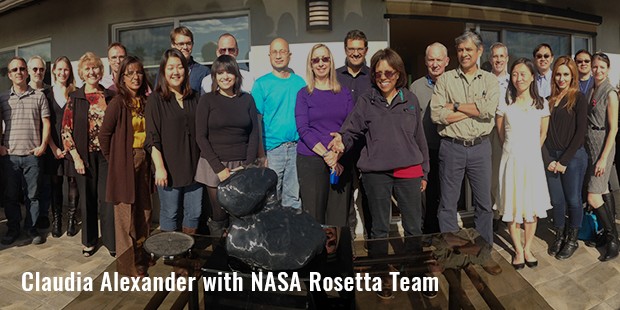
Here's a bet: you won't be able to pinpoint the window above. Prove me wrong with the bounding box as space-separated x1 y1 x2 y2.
504 30 570 65
113 13 250 85
0 39 51 91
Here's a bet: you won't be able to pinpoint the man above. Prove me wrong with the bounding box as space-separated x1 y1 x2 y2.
430 31 501 274
533 43 554 98
0 57 51 245
574 49 594 95
489 43 509 230
409 42 449 234
27 56 49 91
201 33 254 94
251 38 306 209
170 26 210 93
100 42 127 91
336 30 373 242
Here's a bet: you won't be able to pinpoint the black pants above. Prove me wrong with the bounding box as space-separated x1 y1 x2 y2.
297 154 351 227
422 148 440 233
76 151 115 251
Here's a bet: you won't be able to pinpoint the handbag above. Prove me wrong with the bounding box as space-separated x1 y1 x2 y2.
578 209 601 241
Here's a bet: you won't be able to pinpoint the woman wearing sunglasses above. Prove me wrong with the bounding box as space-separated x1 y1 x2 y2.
330 48 429 254
295 44 354 226
100 56 152 276
585 52 619 261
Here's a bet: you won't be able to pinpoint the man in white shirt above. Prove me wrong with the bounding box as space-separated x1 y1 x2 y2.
100 42 127 91
201 33 254 94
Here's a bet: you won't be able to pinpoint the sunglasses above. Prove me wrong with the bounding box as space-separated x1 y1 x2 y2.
536 54 551 59
576 59 591 64
9 66 27 73
375 70 397 79
32 67 45 72
311 56 331 64
124 71 144 78
218 47 238 54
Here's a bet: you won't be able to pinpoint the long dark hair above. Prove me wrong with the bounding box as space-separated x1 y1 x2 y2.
155 48 192 100
52 56 76 98
115 56 150 115
210 55 243 96
506 57 544 110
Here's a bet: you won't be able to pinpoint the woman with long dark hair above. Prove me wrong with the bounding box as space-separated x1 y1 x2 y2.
543 56 588 260
61 52 115 257
585 52 619 261
145 48 202 234
45 56 78 238
195 55 258 236
496 58 551 269
100 56 152 276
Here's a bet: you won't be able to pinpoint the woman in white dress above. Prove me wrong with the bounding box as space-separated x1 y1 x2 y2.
496 58 551 269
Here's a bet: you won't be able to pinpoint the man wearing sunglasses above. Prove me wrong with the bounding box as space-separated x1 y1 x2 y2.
201 33 254 94
574 49 594 96
430 31 502 275
100 42 127 91
27 56 49 92
533 43 554 99
0 57 51 245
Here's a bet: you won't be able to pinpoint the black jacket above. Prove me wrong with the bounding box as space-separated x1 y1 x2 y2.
340 87 429 179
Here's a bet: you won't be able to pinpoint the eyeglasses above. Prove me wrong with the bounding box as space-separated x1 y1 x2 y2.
32 67 45 73
124 71 144 78
311 56 331 64
174 41 193 48
270 49 289 56
346 47 366 54
9 66 27 73
375 70 397 79
218 47 238 55
576 59 591 64
536 54 551 59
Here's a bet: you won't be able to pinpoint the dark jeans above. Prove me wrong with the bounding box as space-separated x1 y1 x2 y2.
3 155 41 232
422 148 440 234
362 172 422 256
545 147 588 229
76 151 115 251
438 138 493 245
297 154 352 227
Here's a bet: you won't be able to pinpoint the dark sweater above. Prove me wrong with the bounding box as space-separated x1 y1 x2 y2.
196 92 259 174
340 87 429 179
543 93 588 166
145 91 200 187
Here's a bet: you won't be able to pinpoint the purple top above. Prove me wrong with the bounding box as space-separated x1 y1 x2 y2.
295 87 354 156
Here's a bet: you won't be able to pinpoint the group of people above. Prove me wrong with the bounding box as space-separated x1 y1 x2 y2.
1 25 619 283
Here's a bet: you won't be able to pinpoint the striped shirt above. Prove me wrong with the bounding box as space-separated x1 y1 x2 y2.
0 86 50 155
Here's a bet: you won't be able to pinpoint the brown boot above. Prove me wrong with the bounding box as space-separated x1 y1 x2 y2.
182 227 197 235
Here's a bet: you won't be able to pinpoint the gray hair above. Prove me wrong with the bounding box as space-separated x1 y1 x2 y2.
27 55 46 68
425 42 448 59
490 42 508 54
455 30 483 49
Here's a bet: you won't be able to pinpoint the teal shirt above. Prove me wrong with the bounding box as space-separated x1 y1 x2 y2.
252 72 306 151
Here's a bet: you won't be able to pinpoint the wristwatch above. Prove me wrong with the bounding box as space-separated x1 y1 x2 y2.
453 102 460 112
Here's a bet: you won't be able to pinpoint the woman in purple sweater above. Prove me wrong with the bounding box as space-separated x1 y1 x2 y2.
296 44 354 226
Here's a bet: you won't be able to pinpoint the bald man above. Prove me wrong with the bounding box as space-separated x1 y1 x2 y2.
201 33 254 94
251 38 306 209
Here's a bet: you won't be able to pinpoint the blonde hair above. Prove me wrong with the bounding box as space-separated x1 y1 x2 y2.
305 44 341 94
77 52 104 82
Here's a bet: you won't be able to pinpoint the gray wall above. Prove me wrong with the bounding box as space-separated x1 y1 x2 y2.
0 0 387 59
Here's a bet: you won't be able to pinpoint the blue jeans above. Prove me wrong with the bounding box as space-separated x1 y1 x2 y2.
545 147 588 229
158 182 203 231
3 155 41 232
267 142 301 209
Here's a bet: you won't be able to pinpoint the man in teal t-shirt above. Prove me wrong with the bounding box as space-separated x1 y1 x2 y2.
252 38 306 209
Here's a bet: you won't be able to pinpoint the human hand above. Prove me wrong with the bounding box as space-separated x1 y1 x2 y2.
217 168 231 182
421 179 427 192
155 167 168 187
547 161 557 172
31 145 46 157
323 150 338 167
0 146 7 156
554 162 567 174
333 163 344 176
328 132 344 153
74 158 86 175
595 159 606 177
53 148 66 159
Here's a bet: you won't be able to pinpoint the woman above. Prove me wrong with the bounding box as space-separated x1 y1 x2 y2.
145 48 202 234
585 52 619 261
296 44 354 226
45 56 78 238
496 58 551 269
331 48 428 251
61 52 115 257
543 56 588 260
195 55 258 237
100 56 152 276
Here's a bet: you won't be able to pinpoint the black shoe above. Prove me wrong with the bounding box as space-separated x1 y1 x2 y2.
36 216 50 229
548 226 565 256
66 216 77 237
422 289 438 299
594 202 619 261
1 230 20 245
28 229 44 245
82 246 97 257
556 227 579 260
